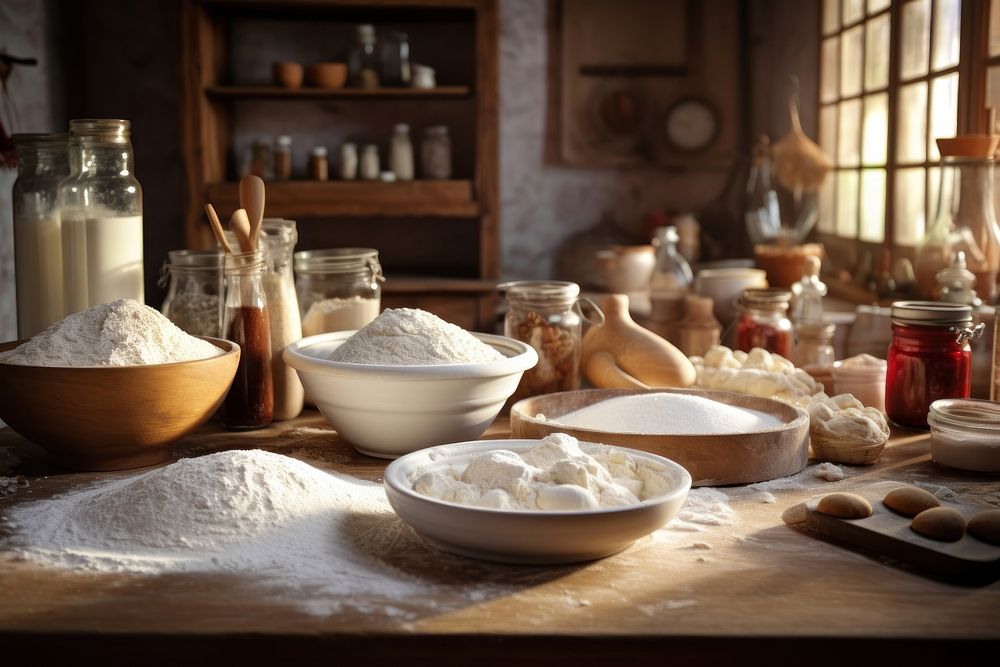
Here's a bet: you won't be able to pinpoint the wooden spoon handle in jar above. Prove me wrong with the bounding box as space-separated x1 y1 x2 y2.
230 208 254 253
205 204 234 254
240 175 266 250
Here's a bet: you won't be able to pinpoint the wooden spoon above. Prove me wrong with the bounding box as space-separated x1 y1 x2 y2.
240 175 266 251
204 203 234 254
230 208 254 253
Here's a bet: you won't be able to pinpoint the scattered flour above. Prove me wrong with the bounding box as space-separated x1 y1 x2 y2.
326 307 504 365
914 482 959 501
551 393 782 435
0 298 222 366
672 488 736 531
411 433 676 511
0 476 27 495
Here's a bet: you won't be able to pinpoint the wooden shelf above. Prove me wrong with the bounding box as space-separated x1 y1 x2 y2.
205 180 479 218
205 85 472 99
383 276 497 293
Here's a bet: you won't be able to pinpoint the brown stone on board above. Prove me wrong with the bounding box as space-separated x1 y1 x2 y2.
910 507 966 542
883 486 940 517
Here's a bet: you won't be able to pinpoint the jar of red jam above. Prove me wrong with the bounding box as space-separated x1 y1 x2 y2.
885 301 984 429
736 288 793 358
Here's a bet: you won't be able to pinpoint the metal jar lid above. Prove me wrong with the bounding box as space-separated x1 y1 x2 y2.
739 287 792 309
890 300 972 326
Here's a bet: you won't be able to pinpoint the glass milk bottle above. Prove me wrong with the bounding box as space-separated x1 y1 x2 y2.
12 133 69 338
58 119 144 313
261 219 304 421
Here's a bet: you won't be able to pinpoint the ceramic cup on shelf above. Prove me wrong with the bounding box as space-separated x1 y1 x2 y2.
693 267 768 330
595 245 656 295
273 61 304 89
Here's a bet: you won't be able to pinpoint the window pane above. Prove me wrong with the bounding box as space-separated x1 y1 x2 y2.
928 73 959 161
865 14 890 90
820 105 838 160
868 0 891 12
824 0 841 34
838 98 862 166
927 166 942 233
841 25 864 97
837 171 860 238
901 0 931 80
895 168 927 246
819 175 837 234
843 0 865 24
897 82 928 164
822 37 840 103
932 0 961 71
991 0 1000 56
860 169 886 243
987 66 1000 130
862 94 888 165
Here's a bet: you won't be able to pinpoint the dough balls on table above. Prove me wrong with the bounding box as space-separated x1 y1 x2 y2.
816 492 873 519
967 510 1000 545
883 486 940 518
910 507 966 542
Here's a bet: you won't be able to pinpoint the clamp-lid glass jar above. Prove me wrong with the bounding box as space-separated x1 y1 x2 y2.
885 301 984 429
294 248 383 337
736 288 793 357
159 249 223 337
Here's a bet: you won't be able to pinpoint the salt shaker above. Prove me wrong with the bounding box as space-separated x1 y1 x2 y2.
360 144 380 180
339 142 358 180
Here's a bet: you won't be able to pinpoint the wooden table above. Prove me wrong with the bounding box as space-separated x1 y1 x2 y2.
1 412 998 664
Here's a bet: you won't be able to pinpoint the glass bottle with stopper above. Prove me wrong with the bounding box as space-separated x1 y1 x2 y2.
648 225 692 338
936 250 982 307
790 255 827 325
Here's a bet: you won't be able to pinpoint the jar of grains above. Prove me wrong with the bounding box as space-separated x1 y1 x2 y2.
500 281 603 403
159 249 224 337
294 248 384 337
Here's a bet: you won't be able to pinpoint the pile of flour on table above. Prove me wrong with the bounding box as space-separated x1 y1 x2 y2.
0 298 222 366
411 433 676 511
327 307 504 365
2 450 419 602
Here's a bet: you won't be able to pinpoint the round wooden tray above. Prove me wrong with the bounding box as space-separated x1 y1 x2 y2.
510 388 809 487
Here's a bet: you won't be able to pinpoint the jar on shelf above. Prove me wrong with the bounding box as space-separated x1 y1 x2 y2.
273 135 292 180
677 295 721 358
381 31 411 87
885 301 984 429
348 24 380 89
360 144 380 180
339 142 358 180
58 118 144 314
12 132 69 338
499 280 601 402
222 249 273 430
294 248 384 337
390 123 414 181
736 288 794 357
159 249 223 338
249 138 273 180
261 219 303 421
308 146 329 181
793 321 836 369
421 126 452 179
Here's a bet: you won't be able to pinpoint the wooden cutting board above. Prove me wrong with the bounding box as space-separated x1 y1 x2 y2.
797 481 1000 586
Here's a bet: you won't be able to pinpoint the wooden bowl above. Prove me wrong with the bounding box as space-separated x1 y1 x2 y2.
511 388 809 486
273 61 304 89
306 62 347 89
0 338 240 471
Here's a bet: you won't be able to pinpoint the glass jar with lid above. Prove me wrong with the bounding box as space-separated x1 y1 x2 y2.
421 126 452 179
736 288 794 357
885 301 984 429
792 321 836 368
261 219 303 420
12 133 69 338
159 249 223 337
58 118 144 313
499 281 602 402
294 248 384 337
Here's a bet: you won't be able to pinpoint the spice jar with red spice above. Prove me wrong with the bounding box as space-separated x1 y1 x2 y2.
736 288 794 358
885 301 984 429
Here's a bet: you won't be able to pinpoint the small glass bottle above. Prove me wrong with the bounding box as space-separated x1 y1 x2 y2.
360 144 380 180
500 281 593 402
273 135 292 180
390 124 414 181
159 249 224 337
886 301 984 429
261 219 303 421
745 135 781 245
12 133 69 338
678 295 721 358
936 250 981 306
339 142 358 180
421 126 452 179
736 288 794 357
348 24 380 89
650 226 693 292
790 255 827 325
381 31 411 86
249 138 273 180
222 249 274 430
793 321 836 368
58 119 144 313
294 248 384 337
308 146 329 181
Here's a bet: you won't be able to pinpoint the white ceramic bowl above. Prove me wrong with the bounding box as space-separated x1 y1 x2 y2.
284 331 537 458
694 267 768 327
384 439 692 564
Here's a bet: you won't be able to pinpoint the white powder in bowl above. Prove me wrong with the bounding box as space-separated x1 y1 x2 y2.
551 393 783 435
0 298 222 367
410 433 673 511
327 307 504 365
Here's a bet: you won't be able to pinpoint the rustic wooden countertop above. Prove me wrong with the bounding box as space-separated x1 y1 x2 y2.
1 412 998 664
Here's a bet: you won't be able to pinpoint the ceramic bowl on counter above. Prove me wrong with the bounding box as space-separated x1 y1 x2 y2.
284 331 537 458
928 398 1000 473
383 439 692 564
0 337 240 471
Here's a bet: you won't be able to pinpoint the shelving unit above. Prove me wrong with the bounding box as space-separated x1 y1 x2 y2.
180 0 499 330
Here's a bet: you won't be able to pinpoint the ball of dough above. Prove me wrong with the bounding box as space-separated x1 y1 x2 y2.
910 507 966 542
967 510 1000 545
816 492 873 519
883 486 940 517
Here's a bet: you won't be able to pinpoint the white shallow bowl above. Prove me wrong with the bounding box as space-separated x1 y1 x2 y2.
383 439 692 564
284 331 537 458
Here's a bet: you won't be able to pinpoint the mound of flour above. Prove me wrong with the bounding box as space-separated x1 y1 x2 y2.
0 299 222 366
327 307 503 365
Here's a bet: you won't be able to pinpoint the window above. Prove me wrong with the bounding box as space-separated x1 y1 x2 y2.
818 0 967 250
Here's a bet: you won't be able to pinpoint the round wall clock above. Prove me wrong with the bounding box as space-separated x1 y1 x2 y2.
664 99 719 152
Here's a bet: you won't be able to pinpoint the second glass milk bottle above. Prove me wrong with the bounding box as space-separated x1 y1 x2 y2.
58 119 144 313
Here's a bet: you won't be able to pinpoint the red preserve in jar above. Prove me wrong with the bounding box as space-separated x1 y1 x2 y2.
736 288 793 358
885 301 983 429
